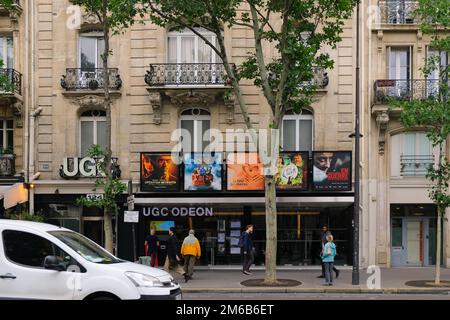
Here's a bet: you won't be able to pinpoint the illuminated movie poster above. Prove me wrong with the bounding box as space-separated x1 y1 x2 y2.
184 153 223 191
140 153 179 192
227 153 265 191
276 152 308 190
312 151 352 191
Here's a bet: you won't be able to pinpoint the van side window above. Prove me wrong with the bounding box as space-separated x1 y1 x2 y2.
2 230 80 271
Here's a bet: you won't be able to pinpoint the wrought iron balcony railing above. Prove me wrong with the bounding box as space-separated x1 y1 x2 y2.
0 154 15 177
0 68 22 96
300 67 329 89
400 154 435 176
61 68 122 91
373 79 446 104
378 0 419 24
145 63 231 87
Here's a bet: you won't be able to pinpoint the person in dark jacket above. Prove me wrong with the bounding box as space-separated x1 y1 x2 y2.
144 229 159 267
242 224 255 275
164 227 185 275
317 225 339 279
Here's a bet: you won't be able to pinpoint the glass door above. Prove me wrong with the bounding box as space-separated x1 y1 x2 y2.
388 47 411 99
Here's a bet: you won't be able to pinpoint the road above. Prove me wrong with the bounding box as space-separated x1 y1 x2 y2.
182 292 450 300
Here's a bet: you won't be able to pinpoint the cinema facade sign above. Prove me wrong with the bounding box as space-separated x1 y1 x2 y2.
60 157 121 179
141 206 214 217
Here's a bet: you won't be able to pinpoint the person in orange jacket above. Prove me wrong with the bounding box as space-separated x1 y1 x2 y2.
181 229 201 283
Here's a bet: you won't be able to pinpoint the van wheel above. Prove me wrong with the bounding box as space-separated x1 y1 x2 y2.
85 292 120 301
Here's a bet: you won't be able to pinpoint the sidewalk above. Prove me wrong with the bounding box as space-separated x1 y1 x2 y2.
169 268 450 294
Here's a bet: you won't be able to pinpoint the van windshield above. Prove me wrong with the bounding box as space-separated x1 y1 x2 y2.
48 231 122 264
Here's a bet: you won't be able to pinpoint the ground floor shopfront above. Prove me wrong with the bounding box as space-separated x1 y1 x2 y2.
117 195 355 267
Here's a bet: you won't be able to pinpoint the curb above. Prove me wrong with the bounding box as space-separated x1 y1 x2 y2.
180 287 450 294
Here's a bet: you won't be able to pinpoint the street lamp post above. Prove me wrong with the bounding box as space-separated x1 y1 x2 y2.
352 0 361 286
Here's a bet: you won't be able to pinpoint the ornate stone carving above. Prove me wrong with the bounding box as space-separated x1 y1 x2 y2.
82 12 101 26
12 101 23 128
169 91 215 108
376 111 390 155
224 93 236 124
73 95 107 109
148 92 163 125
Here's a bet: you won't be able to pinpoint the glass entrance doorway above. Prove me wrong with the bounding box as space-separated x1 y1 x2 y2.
391 204 441 266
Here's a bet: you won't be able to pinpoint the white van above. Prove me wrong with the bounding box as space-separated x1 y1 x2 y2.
0 220 182 300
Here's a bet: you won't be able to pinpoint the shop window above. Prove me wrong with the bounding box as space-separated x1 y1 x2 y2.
281 110 313 152
79 110 107 156
167 27 220 64
390 132 436 177
79 31 105 70
0 119 13 154
0 35 13 69
180 108 211 153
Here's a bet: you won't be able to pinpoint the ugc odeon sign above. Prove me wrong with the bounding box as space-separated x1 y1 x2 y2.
141 206 214 217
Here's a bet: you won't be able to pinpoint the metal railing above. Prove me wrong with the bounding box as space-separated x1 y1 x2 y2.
145 63 231 87
0 154 15 177
378 0 419 24
373 79 446 104
300 67 329 89
400 154 435 176
61 68 122 91
0 68 22 95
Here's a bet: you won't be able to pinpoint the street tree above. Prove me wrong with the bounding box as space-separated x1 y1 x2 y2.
70 0 135 253
390 0 450 285
117 0 358 284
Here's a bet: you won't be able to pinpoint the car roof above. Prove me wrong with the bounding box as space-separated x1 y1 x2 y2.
0 220 69 232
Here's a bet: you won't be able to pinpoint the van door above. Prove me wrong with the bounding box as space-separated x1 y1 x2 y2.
0 228 79 300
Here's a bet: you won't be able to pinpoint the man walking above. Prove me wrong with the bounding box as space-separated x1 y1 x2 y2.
144 229 160 267
181 229 201 283
164 227 185 275
318 225 339 279
242 224 255 275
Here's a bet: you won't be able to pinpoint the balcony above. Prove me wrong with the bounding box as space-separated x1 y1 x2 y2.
0 154 15 177
378 0 418 25
400 154 435 176
301 67 329 90
0 68 22 96
373 79 444 104
61 68 122 92
145 63 232 87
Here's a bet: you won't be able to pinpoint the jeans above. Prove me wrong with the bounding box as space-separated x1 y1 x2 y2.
149 252 157 267
321 261 338 276
324 262 334 284
243 250 255 272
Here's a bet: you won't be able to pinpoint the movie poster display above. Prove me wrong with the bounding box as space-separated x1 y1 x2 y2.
140 153 179 192
184 153 223 191
276 152 309 190
227 153 265 191
312 151 352 191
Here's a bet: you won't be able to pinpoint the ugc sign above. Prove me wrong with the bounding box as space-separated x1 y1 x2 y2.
141 207 214 217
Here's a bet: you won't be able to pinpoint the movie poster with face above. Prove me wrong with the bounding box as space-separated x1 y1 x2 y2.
227 153 265 191
312 151 352 191
140 153 179 192
184 153 223 191
276 152 308 190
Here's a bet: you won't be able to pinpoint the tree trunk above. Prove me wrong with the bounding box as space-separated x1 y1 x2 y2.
264 174 278 285
102 0 114 253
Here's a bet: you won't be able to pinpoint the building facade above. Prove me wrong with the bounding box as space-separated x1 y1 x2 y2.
1 0 449 269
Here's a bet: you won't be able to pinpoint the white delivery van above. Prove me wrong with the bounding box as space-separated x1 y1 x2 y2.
0 220 182 300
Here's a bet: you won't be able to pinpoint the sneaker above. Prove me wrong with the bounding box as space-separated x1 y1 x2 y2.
317 275 325 278
243 271 251 275
335 270 340 279
323 283 329 286
184 275 189 283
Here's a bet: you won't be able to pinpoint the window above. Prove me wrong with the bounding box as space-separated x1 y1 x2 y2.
282 110 314 152
0 119 13 153
2 230 76 270
0 35 14 69
426 48 449 97
167 27 220 64
80 110 106 156
388 47 412 98
79 31 105 70
390 132 435 177
180 108 211 153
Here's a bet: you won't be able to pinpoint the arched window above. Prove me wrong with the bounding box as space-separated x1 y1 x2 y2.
180 108 211 153
282 110 314 152
167 27 220 64
80 110 106 156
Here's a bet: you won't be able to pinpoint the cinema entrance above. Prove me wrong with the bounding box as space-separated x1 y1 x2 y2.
118 196 354 267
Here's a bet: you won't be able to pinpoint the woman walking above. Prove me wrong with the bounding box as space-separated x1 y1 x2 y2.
321 234 337 286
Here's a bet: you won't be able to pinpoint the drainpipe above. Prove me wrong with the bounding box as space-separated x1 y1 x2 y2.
28 107 43 214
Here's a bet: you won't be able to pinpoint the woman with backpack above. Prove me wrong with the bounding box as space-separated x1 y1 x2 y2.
321 234 337 286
